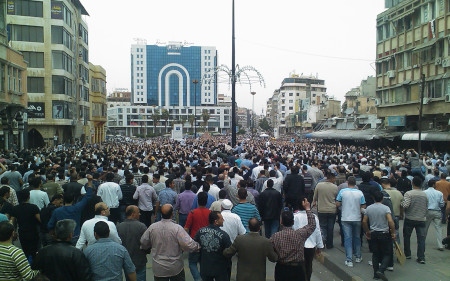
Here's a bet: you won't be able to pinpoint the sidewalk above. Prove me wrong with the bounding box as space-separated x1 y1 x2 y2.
316 220 450 281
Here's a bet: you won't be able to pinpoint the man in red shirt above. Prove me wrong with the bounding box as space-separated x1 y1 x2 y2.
184 192 210 281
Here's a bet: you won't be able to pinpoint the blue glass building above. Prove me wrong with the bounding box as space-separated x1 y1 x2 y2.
131 42 217 107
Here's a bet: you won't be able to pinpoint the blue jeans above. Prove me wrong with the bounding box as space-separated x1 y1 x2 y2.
342 221 361 261
188 252 201 281
126 266 146 281
403 218 426 260
179 213 188 228
318 212 336 249
263 219 279 238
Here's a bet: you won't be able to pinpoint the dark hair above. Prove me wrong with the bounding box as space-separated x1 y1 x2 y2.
51 194 63 202
291 166 299 174
29 176 42 189
94 221 110 238
202 182 210 193
105 172 115 182
161 205 173 219
0 177 9 184
347 176 356 186
248 218 261 232
218 189 227 199
361 171 371 182
237 188 247 200
373 190 384 202
17 189 30 203
281 210 294 227
63 192 74 204
269 170 276 177
0 221 14 242
428 179 436 188
141 175 149 183
125 174 134 183
205 174 213 183
267 179 274 189
198 192 208 206
412 176 423 188
208 211 221 225
0 186 10 198
165 178 173 187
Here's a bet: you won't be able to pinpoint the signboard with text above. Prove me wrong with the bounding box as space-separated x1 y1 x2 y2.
28 102 45 118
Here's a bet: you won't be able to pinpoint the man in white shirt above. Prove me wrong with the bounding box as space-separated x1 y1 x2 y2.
220 199 246 243
97 173 123 224
261 169 283 193
76 202 121 249
197 175 220 200
29 176 49 210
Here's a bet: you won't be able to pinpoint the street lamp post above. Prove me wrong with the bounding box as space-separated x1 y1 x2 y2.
193 79 198 138
231 0 236 147
251 91 256 137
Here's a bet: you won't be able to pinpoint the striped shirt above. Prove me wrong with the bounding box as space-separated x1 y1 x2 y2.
0 243 38 281
232 202 261 232
401 189 428 221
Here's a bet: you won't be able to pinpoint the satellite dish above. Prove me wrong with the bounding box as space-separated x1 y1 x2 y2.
344 108 354 115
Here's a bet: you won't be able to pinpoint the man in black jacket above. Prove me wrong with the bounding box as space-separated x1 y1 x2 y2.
32 219 92 281
283 165 305 208
258 179 283 238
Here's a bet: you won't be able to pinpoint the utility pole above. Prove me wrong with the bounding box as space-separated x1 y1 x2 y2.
193 79 198 138
418 73 425 154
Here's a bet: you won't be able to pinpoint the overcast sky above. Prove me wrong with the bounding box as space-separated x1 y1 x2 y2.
81 0 386 114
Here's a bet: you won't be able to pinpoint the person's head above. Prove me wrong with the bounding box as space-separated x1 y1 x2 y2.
125 205 140 220
63 192 74 204
202 182 210 193
209 211 224 227
153 173 160 183
361 171 371 182
373 190 384 203
0 177 9 185
105 172 115 182
218 189 227 200
205 174 214 184
248 218 261 232
269 170 276 178
380 178 390 189
51 194 64 207
0 221 15 242
141 175 149 184
412 176 423 188
441 173 448 180
165 178 174 188
291 165 299 174
125 174 134 184
17 189 30 204
29 176 42 189
197 191 208 207
347 176 356 187
221 199 233 211
237 188 247 200
428 179 436 188
266 179 274 189
94 221 110 239
0 186 10 199
281 209 294 227
94 202 110 217
161 204 174 219
54 219 76 241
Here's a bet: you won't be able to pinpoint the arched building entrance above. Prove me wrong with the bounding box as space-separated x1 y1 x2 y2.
28 129 45 148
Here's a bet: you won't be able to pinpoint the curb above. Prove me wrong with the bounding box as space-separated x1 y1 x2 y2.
316 252 364 281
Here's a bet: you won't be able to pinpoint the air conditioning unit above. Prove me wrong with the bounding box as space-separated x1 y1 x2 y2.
445 94 450 102
374 98 381 106
386 70 395 78
442 58 450 68
422 97 430 105
435 57 442 65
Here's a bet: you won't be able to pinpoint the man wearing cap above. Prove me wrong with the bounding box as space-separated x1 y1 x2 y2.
220 199 246 243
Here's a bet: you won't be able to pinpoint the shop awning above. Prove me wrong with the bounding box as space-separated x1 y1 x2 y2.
413 40 437 51
401 132 450 141
309 129 382 140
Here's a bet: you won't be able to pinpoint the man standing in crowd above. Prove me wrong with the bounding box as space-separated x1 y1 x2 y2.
0 178 19 206
119 174 138 222
32 219 92 281
223 217 278 281
401 176 428 264
2 164 23 192
175 179 196 226
312 170 338 249
76 202 121 249
140 204 200 281
363 191 396 281
39 194 64 246
117 205 148 281
184 192 210 281
220 199 246 243
97 172 123 225
133 175 157 227
232 188 261 233
435 173 450 223
336 176 366 267
293 197 323 281
155 179 178 221
424 180 445 251
0 221 39 280
42 173 64 201
258 179 283 238
28 176 49 210
271 198 316 281
195 211 232 281
283 165 305 208
84 221 136 281
62 173 83 203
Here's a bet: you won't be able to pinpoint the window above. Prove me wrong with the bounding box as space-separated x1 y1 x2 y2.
28 77 44 93
22 51 44 68
9 25 44 42
52 51 73 72
7 0 43 17
51 26 72 50
52 75 73 96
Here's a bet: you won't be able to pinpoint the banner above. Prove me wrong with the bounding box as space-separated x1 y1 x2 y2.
28 102 45 118
51 2 63 20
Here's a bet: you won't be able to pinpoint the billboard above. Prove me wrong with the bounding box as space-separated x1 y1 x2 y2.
28 102 45 118
51 2 63 19
386 116 406 127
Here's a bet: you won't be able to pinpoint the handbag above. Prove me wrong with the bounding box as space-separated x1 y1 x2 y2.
394 241 406 265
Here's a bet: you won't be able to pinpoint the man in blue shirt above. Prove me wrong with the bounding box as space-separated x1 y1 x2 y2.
155 179 178 221
84 221 136 281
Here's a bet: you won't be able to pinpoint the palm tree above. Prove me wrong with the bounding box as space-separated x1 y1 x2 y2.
202 109 210 132
161 108 170 134
188 115 195 133
151 109 161 135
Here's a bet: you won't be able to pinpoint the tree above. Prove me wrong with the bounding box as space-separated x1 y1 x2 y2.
161 108 170 134
201 109 210 132
151 109 161 134
259 117 271 132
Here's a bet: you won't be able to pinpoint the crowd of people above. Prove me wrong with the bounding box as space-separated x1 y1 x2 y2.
0 134 449 281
